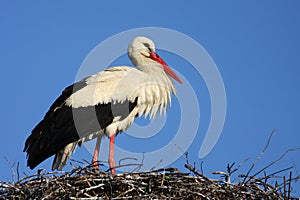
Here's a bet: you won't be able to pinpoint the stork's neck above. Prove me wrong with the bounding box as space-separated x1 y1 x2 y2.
136 63 163 73
137 64 176 94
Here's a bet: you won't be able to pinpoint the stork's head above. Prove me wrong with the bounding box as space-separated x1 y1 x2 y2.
128 36 183 84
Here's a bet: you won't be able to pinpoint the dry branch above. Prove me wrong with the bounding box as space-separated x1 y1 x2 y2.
1 162 299 199
1 130 299 199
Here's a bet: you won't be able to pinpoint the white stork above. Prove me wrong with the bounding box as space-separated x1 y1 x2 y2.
24 36 183 174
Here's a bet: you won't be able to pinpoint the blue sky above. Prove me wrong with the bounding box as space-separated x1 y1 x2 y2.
1 1 300 196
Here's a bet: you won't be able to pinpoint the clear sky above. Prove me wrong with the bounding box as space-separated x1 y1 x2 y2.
1 1 300 196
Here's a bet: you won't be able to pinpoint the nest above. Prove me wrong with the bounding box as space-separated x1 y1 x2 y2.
1 131 299 199
0 162 298 200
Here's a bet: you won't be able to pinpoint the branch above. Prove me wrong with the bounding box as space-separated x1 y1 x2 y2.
241 129 276 185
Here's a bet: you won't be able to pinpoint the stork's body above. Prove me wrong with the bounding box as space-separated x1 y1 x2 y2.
24 37 182 173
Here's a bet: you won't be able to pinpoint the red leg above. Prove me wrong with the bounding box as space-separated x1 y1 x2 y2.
92 135 102 169
109 135 116 174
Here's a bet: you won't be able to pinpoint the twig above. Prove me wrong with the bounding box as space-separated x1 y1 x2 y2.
16 162 20 182
200 161 204 174
287 171 292 200
4 156 15 184
245 147 300 185
263 170 267 192
283 175 287 200
241 129 277 185
150 159 163 171
119 157 138 166
258 166 293 182
132 152 145 172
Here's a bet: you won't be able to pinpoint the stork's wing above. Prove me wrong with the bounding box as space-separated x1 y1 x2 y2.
65 66 142 107
23 66 138 170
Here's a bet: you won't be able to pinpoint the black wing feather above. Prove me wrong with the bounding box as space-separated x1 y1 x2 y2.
23 81 138 170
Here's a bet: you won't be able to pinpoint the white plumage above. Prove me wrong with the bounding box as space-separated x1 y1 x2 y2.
24 36 183 173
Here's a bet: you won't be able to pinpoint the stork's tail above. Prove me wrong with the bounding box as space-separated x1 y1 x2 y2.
52 142 79 170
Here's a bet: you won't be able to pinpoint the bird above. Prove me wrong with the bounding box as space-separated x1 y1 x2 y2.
23 36 183 174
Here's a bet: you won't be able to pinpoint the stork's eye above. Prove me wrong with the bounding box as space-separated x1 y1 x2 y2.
143 43 152 52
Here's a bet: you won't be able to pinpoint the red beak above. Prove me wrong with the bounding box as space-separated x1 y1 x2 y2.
148 52 183 84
